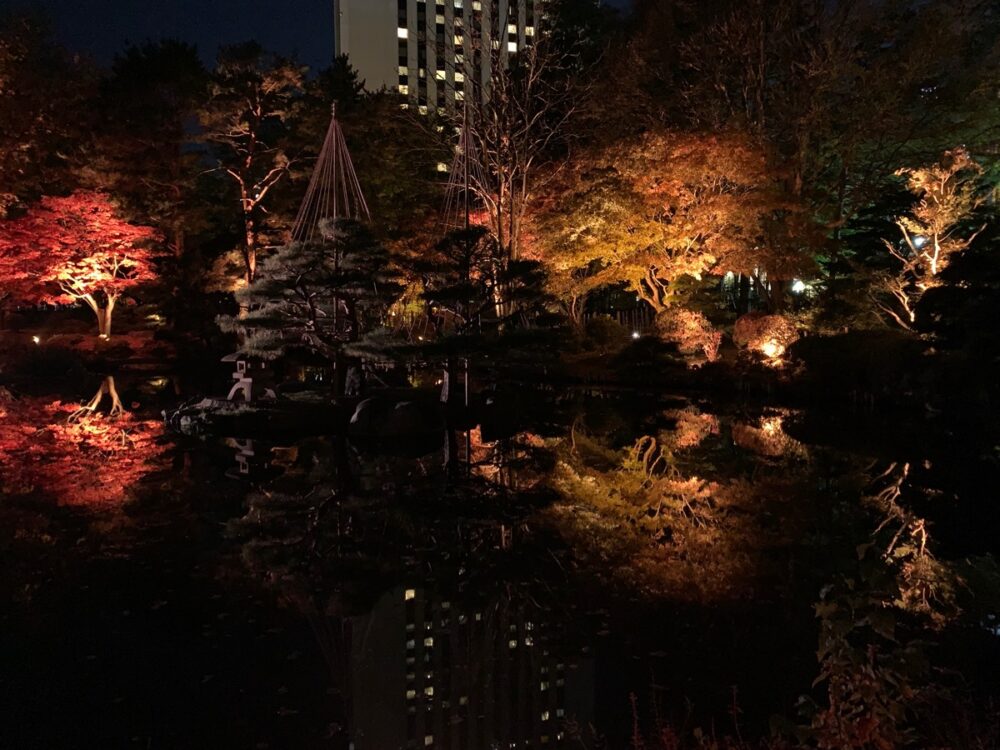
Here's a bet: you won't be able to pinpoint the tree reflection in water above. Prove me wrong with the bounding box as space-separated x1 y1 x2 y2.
213 394 1000 745
0 376 166 507
8 385 981 748
541 406 831 601
225 434 594 749
531 403 1000 747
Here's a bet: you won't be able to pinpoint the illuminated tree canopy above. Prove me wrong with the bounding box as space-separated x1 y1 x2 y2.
533 129 814 319
0 191 160 337
874 148 985 330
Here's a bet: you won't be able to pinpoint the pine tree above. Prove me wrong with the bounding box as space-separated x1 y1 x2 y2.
218 220 403 363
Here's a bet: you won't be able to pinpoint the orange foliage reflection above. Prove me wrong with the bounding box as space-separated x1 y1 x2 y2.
0 384 166 507
731 414 806 459
662 406 721 451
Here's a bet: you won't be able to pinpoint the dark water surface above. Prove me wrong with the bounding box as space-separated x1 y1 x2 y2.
2 373 998 749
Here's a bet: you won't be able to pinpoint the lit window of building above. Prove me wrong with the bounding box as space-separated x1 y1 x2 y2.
335 0 551 113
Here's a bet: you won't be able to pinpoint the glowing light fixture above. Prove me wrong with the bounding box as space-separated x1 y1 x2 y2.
791 279 807 294
760 339 785 359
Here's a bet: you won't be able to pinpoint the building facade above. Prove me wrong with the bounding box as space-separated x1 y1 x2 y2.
350 585 595 749
334 0 546 113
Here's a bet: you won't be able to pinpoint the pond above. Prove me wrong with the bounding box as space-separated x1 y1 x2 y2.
2 371 999 749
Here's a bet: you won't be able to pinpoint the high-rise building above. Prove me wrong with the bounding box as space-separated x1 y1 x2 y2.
334 0 546 114
350 585 595 749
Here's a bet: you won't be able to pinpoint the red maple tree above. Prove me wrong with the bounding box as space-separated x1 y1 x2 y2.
0 192 160 337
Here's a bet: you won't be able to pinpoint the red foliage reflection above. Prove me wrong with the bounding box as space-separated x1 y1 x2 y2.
0 384 166 507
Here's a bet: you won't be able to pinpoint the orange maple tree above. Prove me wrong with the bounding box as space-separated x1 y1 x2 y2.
0 192 160 337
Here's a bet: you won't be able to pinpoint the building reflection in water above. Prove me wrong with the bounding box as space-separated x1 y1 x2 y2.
350 586 595 749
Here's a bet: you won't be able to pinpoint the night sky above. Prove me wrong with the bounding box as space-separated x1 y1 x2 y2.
9 0 632 72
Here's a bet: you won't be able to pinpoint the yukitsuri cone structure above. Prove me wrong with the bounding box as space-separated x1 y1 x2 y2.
291 103 370 243
442 102 489 233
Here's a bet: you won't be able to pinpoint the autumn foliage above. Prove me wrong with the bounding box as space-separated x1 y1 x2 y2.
733 313 800 360
0 386 166 507
533 129 799 320
875 148 985 330
654 308 722 362
0 191 159 336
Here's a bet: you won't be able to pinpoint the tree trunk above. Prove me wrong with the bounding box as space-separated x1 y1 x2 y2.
173 223 186 260
97 296 117 339
770 279 786 313
81 294 115 339
568 296 585 329
737 274 750 315
509 193 519 261
244 218 257 284
105 376 125 417
68 376 124 422
333 352 347 400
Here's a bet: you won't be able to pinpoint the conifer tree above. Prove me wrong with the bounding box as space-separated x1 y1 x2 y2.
218 220 402 364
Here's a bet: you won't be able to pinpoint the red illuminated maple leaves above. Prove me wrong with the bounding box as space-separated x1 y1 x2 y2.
0 387 167 508
0 191 160 336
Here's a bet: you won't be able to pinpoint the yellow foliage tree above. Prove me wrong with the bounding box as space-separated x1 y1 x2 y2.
875 148 984 330
533 128 810 321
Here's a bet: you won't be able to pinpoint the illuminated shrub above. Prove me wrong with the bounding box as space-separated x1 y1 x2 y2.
733 313 800 359
654 309 722 362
